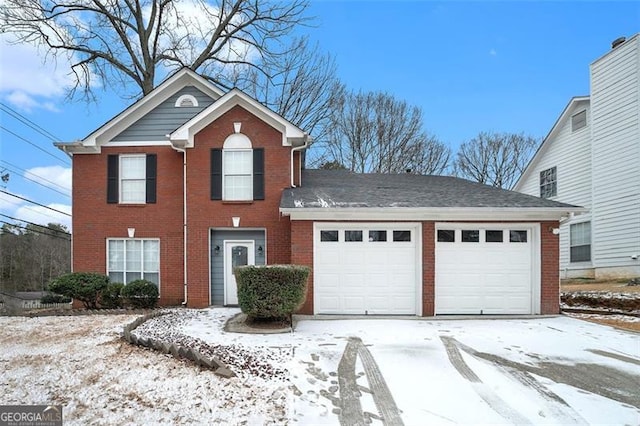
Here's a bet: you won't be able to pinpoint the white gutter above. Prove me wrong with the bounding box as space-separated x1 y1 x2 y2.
290 135 309 187
171 143 189 306
279 206 587 222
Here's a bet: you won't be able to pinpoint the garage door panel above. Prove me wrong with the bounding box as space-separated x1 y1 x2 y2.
315 224 418 315
436 225 534 315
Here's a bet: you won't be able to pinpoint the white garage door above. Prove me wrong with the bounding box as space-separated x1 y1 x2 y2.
314 223 420 315
435 225 536 315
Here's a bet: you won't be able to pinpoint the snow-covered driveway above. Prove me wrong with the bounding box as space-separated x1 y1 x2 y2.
181 309 640 425
1 310 639 425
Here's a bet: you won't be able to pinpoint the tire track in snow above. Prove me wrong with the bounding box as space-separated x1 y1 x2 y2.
440 336 532 425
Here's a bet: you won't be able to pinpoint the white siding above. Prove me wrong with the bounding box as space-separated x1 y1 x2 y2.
590 36 640 271
516 100 592 272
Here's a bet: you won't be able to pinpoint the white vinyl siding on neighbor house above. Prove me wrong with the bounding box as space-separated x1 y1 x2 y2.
515 100 592 273
107 239 160 287
589 36 640 270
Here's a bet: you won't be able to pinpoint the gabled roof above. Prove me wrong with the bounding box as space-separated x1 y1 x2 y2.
56 68 224 154
280 170 584 221
513 96 590 191
170 88 308 147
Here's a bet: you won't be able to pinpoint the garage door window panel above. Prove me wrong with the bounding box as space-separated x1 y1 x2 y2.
345 230 363 242
509 230 528 243
320 230 339 242
369 230 387 242
486 230 504 243
437 230 455 242
393 230 411 242
462 230 479 242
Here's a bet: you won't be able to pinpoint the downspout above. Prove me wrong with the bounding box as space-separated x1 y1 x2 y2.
172 144 188 306
290 134 309 188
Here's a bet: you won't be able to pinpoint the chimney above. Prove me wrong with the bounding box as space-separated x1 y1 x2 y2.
611 36 626 50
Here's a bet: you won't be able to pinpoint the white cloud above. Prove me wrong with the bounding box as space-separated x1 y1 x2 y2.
24 166 72 195
489 48 497 56
0 33 76 112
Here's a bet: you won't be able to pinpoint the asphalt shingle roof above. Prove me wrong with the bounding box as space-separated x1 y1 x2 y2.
280 170 579 209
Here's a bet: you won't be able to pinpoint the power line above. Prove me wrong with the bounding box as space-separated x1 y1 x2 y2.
1 221 71 241
0 162 70 198
0 160 69 192
0 126 70 165
0 102 61 141
0 189 71 217
0 214 70 236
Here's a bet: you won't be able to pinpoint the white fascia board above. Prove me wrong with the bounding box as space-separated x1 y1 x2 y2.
280 207 588 221
171 89 306 148
81 69 223 149
513 96 590 191
101 140 173 147
54 142 100 155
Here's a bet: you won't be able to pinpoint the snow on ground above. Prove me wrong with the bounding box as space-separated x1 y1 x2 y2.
1 310 639 425
179 310 640 425
0 313 287 425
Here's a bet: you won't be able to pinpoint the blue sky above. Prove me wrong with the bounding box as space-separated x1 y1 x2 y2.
1 1 639 230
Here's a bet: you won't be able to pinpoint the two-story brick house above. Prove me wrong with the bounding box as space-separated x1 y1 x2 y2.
58 68 581 316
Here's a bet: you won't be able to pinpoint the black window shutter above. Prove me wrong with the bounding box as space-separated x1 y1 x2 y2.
146 154 157 203
211 149 222 200
253 148 265 200
107 155 119 203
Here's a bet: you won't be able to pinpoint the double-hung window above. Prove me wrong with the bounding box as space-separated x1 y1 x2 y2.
223 150 253 200
107 239 160 286
107 154 157 204
570 222 591 262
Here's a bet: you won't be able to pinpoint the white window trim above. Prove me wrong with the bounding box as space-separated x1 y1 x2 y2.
174 94 199 108
119 154 146 204
106 238 161 293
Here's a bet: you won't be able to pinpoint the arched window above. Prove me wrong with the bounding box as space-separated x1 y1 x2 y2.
174 94 199 108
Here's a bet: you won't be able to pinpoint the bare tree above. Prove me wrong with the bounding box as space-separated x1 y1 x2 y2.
241 36 344 147
452 131 537 189
317 90 450 174
0 0 310 98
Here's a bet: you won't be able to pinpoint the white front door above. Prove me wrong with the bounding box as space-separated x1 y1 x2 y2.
224 240 255 305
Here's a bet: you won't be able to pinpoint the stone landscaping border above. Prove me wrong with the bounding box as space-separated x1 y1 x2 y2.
122 311 235 378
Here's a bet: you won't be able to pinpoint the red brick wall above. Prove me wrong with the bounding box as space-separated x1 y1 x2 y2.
72 146 185 306
291 220 314 314
422 222 435 316
187 105 292 307
540 220 560 314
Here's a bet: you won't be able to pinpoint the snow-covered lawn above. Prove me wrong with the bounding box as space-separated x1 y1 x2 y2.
1 310 639 425
0 313 287 425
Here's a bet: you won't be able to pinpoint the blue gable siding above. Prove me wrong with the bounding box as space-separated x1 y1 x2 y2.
112 86 216 141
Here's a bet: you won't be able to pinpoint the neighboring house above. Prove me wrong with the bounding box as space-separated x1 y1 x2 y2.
514 35 640 280
57 68 580 316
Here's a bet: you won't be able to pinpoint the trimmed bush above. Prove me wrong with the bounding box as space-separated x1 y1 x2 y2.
121 280 159 309
48 272 109 309
40 293 72 304
101 282 125 309
235 265 310 320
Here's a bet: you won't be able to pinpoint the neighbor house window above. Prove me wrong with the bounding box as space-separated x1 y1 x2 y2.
107 154 157 204
571 110 587 132
570 222 591 262
107 239 159 286
540 166 557 199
